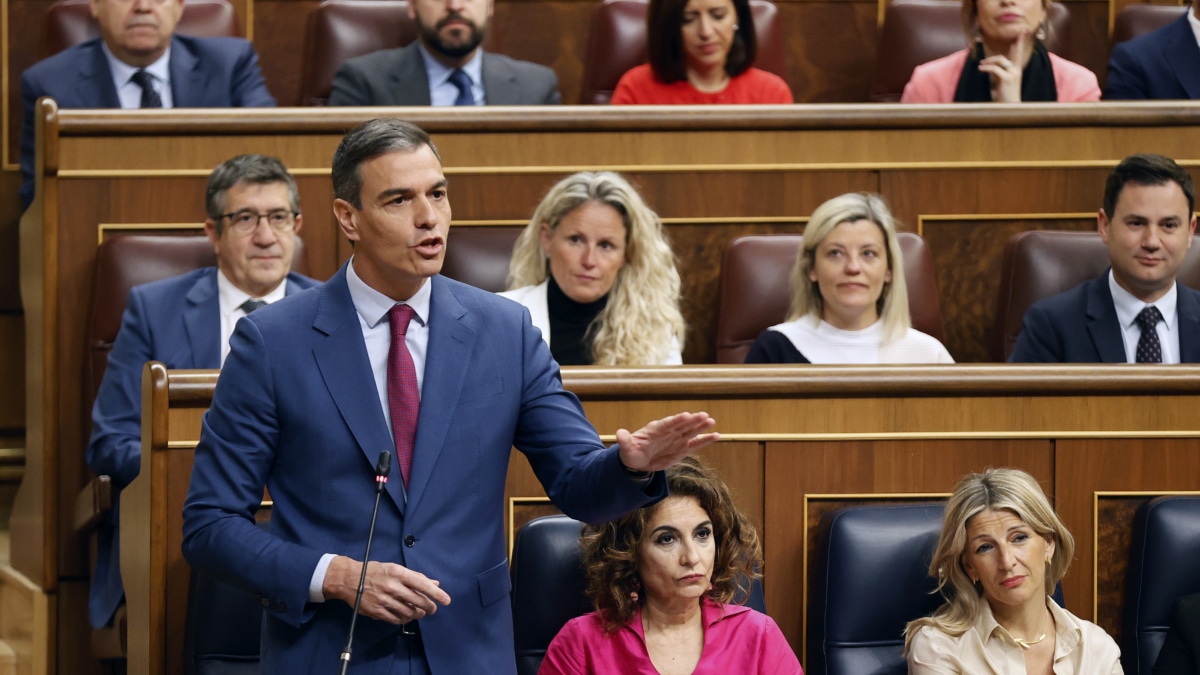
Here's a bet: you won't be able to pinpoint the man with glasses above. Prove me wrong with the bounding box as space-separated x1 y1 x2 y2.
84 153 318 632
18 0 276 208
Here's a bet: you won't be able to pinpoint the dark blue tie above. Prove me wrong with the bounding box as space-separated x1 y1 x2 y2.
447 69 476 106
130 70 163 108
1135 305 1163 363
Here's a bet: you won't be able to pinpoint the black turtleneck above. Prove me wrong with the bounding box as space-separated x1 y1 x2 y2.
546 275 608 366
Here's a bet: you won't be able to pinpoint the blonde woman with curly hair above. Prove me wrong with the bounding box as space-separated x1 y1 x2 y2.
501 172 685 365
904 468 1122 674
539 457 801 674
745 192 952 364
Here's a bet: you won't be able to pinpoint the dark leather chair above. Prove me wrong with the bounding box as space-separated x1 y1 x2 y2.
78 234 307 661
1111 4 1187 50
43 0 240 58
440 227 522 293
715 232 946 364
510 514 766 675
807 503 946 675
579 0 786 104
869 0 1072 102
183 520 270 675
992 230 1200 361
297 0 418 106
1121 496 1200 675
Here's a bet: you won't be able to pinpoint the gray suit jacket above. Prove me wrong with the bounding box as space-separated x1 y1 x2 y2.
328 42 560 106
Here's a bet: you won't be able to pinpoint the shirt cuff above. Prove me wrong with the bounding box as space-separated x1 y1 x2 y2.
308 553 335 603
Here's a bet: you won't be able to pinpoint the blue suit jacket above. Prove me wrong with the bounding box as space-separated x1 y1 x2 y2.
181 268 665 674
1105 13 1200 100
86 267 317 629
19 35 276 207
1008 274 1200 363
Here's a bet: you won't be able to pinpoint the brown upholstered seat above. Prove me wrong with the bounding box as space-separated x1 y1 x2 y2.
297 0 418 106
1111 4 1187 50
869 0 1072 102
579 0 786 105
43 0 240 58
440 227 522 293
993 230 1200 361
714 233 946 364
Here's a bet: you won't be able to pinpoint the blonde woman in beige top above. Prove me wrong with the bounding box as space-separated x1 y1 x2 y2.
905 468 1123 674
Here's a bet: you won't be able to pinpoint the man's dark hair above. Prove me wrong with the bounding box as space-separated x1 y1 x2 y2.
1103 153 1195 217
331 118 441 208
646 0 757 83
206 154 300 234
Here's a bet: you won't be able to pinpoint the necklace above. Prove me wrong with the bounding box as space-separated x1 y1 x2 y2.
1010 612 1051 650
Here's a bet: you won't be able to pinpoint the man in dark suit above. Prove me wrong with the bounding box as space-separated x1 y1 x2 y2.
86 154 318 631
181 119 716 673
19 0 276 208
1010 153 1200 363
1105 2 1200 100
328 0 560 106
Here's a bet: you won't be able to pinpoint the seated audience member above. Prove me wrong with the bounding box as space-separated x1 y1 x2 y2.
328 0 560 106
539 456 802 675
500 171 685 365
1010 153 1200 363
744 192 953 364
610 0 793 104
904 468 1123 674
899 0 1099 102
1105 0 1200 100
19 0 275 209
1156 591 1200 674
84 154 318 631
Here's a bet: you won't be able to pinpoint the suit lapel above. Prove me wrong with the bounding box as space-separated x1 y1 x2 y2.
312 267 408 513
480 52 517 104
390 45 433 105
183 270 221 368
80 41 121 108
1166 16 1200 99
405 277 476 514
1175 283 1200 362
1086 276 1129 363
168 37 205 107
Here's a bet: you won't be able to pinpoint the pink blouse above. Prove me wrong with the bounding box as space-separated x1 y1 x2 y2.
538 599 802 674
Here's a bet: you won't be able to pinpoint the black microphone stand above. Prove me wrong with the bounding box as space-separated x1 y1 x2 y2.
338 451 391 674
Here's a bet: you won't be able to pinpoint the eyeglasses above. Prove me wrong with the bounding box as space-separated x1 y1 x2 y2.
221 209 298 236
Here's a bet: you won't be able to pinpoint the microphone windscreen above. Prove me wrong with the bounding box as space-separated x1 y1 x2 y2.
376 451 392 477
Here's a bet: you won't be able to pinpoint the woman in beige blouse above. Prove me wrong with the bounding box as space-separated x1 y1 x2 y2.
904 468 1122 674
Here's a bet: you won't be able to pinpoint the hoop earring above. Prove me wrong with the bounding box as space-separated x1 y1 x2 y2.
1035 21 1046 40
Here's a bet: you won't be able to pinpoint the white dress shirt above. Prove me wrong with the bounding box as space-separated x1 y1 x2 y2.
101 42 174 109
216 270 287 365
1108 270 1180 364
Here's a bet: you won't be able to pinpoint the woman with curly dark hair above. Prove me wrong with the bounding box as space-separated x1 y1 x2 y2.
539 457 800 674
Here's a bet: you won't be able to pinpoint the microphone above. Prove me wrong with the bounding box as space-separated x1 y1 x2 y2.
338 451 391 674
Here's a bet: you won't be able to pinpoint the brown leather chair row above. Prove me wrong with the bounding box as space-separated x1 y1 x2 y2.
1111 4 1187 51
43 0 241 58
714 233 947 364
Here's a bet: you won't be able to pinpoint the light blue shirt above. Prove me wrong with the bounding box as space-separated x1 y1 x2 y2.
100 41 174 109
1109 269 1180 363
418 43 485 106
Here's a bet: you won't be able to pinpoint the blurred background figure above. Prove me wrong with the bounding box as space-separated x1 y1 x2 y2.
900 0 1099 102
904 468 1122 674
502 171 685 365
745 192 953 364
539 456 802 674
610 0 792 104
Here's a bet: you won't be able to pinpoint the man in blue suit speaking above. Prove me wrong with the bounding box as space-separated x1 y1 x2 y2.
181 119 719 674
18 0 276 208
86 154 318 631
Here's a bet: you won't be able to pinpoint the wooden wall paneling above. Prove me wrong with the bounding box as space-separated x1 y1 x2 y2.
253 0 322 106
1069 0 1114 87
1055 438 1200 627
781 1 880 103
489 1 595 106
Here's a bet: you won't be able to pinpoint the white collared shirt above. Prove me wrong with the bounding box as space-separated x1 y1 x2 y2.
216 270 287 365
1108 269 1180 363
100 41 174 109
418 43 485 106
1188 5 1200 51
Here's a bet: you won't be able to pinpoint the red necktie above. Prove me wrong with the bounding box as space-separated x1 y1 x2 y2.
387 304 418 487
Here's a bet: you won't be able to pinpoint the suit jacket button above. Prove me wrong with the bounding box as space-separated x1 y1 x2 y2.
404 535 417 547
260 597 271 608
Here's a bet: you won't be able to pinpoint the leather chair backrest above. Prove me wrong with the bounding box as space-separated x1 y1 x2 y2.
993 230 1200 361
298 0 418 106
440 227 522 293
715 232 946 364
579 0 786 104
43 0 240 58
808 503 945 675
183 521 270 675
86 234 309 406
1121 496 1200 675
1111 4 1187 49
869 0 1072 102
510 514 766 675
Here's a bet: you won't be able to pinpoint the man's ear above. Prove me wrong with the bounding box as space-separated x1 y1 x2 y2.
333 199 359 243
203 219 221 251
1097 208 1110 244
